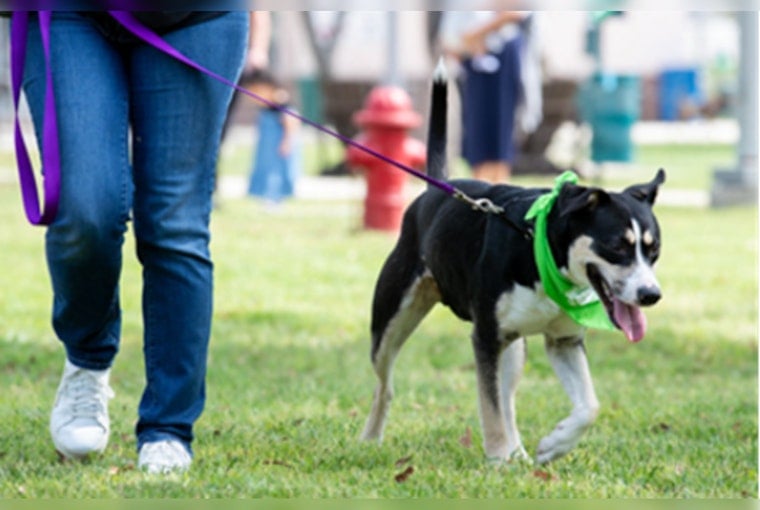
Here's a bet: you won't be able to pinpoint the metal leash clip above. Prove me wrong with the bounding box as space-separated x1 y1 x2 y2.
472 197 505 214
453 190 505 215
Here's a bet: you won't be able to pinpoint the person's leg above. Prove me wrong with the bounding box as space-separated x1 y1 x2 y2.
472 161 511 183
462 38 522 185
248 113 276 198
490 37 522 181
128 12 248 463
21 12 131 458
23 13 130 369
459 59 511 184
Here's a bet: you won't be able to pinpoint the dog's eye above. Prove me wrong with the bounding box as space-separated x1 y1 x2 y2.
594 239 632 262
595 239 632 263
647 242 661 262
609 239 631 256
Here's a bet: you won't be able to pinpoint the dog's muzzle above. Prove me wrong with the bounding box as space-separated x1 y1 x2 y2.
586 264 654 343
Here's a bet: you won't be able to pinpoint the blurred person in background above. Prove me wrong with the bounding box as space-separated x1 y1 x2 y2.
440 11 542 183
244 68 302 209
215 11 272 205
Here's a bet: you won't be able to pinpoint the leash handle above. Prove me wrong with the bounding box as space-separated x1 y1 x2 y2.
10 11 60 225
108 10 459 197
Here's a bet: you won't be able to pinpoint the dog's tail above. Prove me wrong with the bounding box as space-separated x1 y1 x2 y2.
426 57 448 185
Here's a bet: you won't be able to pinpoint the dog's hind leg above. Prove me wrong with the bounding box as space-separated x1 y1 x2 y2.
361 267 439 442
536 335 600 464
499 337 530 461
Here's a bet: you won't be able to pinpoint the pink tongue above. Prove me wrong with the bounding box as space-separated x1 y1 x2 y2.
613 299 647 342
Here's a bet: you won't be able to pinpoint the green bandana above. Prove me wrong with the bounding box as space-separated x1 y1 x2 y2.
524 171 616 331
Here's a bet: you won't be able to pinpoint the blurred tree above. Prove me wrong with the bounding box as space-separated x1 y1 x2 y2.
300 12 346 81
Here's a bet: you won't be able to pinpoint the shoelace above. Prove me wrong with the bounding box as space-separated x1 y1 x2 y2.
64 371 113 421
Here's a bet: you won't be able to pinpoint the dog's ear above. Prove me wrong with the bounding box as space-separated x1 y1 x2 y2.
557 184 610 217
624 168 666 205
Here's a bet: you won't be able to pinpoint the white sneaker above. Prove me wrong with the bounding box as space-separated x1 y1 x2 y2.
138 440 192 474
50 359 114 459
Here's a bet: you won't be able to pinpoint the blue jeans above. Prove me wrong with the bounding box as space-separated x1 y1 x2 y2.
21 12 248 452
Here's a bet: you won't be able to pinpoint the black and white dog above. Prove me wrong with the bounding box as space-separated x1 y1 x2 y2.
360 62 665 464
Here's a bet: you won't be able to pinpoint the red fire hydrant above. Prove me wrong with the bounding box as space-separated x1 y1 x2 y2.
346 86 426 232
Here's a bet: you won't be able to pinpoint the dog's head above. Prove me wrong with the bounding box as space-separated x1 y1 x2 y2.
555 169 666 342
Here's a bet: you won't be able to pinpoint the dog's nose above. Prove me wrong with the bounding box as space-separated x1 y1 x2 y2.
637 286 661 306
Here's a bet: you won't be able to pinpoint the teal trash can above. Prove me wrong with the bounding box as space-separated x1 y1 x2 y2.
297 77 324 125
578 73 641 162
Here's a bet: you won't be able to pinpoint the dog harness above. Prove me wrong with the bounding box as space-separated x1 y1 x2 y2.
525 171 616 331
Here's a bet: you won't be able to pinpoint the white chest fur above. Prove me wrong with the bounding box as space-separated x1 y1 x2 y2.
494 284 583 339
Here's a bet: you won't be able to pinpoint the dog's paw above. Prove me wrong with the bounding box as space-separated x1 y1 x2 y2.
486 446 533 467
359 429 383 443
535 431 577 464
535 412 593 464
509 446 532 464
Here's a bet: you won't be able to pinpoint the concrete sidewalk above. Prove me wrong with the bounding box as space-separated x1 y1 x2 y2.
1 118 732 208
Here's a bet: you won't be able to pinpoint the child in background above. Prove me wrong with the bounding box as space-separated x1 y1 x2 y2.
244 69 301 206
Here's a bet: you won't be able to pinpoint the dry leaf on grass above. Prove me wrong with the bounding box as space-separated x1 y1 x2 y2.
263 459 294 469
395 455 413 467
394 465 414 483
533 469 557 482
459 426 473 448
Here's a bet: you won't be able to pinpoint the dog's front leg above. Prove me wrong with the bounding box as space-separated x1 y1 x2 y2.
499 337 530 462
472 326 512 462
536 335 600 464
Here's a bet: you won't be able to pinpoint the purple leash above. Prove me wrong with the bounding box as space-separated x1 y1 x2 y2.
12 11 511 228
107 11 458 195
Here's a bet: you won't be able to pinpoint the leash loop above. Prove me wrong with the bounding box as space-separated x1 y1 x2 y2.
10 11 61 225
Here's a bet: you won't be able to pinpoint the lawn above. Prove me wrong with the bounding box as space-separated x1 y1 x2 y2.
0 145 756 498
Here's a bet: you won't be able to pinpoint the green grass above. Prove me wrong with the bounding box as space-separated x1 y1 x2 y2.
0 151 756 497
